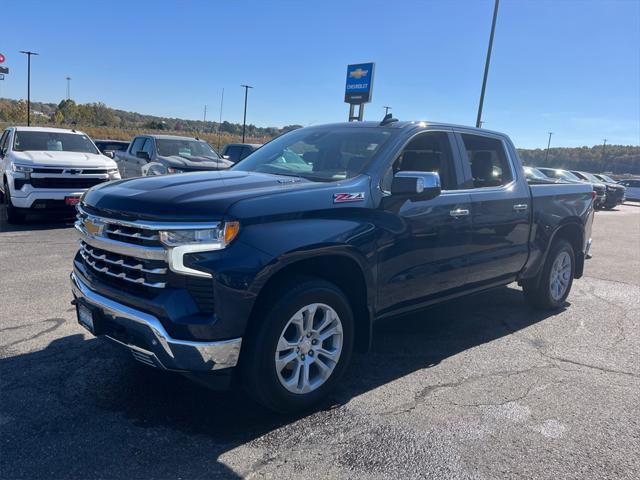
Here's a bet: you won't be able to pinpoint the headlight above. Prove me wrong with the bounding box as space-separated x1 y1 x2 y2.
159 222 240 249
160 222 240 278
167 167 183 174
11 164 33 173
107 168 121 180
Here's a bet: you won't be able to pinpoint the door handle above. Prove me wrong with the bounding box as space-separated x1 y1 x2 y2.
513 204 529 212
449 208 470 218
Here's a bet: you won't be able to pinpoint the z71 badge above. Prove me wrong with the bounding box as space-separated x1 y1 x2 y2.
333 192 365 203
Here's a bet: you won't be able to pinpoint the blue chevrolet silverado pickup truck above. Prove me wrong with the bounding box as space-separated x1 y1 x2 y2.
71 119 594 413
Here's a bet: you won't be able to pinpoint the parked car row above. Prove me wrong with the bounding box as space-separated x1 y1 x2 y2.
524 166 630 210
0 125 262 223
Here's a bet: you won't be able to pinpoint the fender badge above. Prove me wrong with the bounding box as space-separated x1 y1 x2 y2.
334 192 365 203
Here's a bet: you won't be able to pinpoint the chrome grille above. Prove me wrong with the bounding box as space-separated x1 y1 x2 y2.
79 241 167 288
105 224 161 246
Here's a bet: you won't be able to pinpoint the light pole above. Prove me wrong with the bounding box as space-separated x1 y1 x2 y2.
217 88 225 151
240 84 253 143
476 0 499 128
19 50 39 126
545 132 553 163
602 138 607 161
383 106 391 115
66 76 71 100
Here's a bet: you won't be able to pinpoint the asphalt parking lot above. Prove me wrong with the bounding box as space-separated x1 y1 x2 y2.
1 203 639 479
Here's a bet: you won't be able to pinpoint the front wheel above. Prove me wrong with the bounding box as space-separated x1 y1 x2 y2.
523 239 575 310
241 278 354 414
4 182 26 224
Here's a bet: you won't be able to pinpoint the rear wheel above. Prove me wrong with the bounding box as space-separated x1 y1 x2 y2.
523 239 575 310
4 181 26 224
241 278 354 413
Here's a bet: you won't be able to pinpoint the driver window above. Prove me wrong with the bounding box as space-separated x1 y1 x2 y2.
382 132 456 192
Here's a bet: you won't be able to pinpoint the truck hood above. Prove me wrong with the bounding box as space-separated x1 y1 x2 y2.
82 170 330 221
12 150 116 169
158 155 233 170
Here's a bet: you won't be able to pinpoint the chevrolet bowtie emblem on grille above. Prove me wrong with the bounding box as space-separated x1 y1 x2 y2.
84 218 104 236
349 68 368 79
64 169 82 175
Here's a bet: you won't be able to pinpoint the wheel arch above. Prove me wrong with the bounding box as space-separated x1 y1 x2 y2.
246 252 374 353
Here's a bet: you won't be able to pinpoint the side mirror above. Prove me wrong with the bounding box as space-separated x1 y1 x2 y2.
136 151 151 161
391 171 441 200
104 150 115 159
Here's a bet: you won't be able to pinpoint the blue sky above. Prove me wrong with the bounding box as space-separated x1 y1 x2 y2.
1 0 639 148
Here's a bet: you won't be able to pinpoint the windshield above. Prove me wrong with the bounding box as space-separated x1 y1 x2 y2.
580 172 603 183
232 126 393 181
524 166 548 180
542 169 581 181
597 174 616 183
156 139 220 160
13 131 99 154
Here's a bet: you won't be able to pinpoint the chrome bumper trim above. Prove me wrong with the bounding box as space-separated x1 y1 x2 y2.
585 238 593 259
70 272 241 371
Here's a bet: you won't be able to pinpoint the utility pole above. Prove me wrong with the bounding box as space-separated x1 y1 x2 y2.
602 139 607 161
217 88 225 151
240 84 253 143
475 0 499 128
203 104 207 122
383 106 391 115
19 50 39 126
66 76 71 100
545 132 553 163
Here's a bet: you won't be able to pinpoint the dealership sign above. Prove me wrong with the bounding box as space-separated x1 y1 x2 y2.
344 62 375 104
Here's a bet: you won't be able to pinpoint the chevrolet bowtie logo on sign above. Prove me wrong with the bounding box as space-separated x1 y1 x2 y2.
84 218 104 236
349 68 369 80
345 62 375 105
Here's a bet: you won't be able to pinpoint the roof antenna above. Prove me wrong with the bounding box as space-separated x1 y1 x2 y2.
380 113 398 126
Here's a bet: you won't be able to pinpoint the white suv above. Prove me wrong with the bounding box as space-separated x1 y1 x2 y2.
0 126 120 223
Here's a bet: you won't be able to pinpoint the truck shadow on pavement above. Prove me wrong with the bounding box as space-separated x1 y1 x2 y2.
0 213 75 232
0 285 563 479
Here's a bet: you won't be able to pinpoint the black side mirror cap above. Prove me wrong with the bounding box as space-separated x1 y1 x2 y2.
391 171 441 200
136 151 150 161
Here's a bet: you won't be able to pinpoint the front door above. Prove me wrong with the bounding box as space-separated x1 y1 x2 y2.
377 131 473 314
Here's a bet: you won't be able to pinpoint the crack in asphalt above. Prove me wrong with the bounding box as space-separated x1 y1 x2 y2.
0 317 66 348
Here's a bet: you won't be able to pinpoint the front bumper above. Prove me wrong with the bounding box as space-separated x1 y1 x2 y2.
70 271 242 372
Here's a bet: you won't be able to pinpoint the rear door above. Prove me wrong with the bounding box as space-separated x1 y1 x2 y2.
454 130 531 285
377 130 473 313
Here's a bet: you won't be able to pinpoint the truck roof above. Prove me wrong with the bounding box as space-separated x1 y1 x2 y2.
309 120 507 137
142 134 205 141
13 126 88 134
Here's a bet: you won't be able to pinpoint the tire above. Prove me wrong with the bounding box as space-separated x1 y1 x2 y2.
4 181 26 224
241 278 354 414
523 239 575 310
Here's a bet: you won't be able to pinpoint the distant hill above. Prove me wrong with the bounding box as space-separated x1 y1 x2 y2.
0 98 301 144
1 97 638 174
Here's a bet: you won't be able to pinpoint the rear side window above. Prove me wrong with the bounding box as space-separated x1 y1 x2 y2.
129 137 145 154
460 134 513 188
0 130 9 153
225 145 242 162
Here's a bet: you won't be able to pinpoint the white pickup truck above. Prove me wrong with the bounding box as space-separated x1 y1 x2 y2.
0 126 120 223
